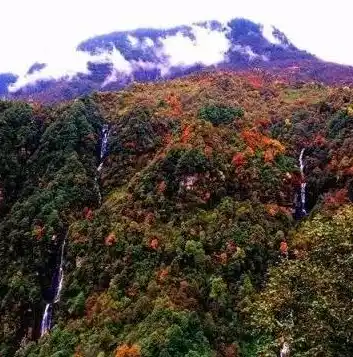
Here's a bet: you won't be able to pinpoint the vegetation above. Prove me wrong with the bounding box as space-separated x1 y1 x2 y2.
2 71 353 356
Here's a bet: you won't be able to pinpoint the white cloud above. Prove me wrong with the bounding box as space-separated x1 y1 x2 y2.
159 25 230 68
232 44 268 61
262 24 281 45
2 0 353 92
9 48 133 92
128 35 139 47
2 0 353 77
143 38 154 47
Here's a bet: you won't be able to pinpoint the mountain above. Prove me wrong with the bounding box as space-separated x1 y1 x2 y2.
3 70 353 356
4 18 353 103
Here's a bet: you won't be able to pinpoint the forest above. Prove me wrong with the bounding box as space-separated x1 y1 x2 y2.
2 70 353 356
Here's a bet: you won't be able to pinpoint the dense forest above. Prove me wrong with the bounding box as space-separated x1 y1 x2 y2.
2 71 353 356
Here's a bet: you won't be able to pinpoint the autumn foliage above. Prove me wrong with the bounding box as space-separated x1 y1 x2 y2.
115 344 141 357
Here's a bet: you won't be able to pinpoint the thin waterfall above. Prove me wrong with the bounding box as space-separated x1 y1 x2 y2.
100 124 109 161
54 238 66 303
299 148 307 216
40 234 66 337
40 124 110 337
40 303 52 336
96 124 110 204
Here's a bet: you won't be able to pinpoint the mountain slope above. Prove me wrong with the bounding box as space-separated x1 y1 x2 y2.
4 18 353 103
2 71 353 356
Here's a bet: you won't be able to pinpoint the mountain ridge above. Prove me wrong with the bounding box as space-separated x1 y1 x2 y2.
3 18 353 103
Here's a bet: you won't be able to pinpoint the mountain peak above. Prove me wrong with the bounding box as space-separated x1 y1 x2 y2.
1 17 353 102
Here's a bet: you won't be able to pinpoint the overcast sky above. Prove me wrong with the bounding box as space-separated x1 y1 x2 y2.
1 0 351 75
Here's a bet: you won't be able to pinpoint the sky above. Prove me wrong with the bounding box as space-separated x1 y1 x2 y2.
0 0 352 76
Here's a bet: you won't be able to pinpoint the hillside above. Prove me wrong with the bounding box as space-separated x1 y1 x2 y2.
3 18 353 103
2 71 353 356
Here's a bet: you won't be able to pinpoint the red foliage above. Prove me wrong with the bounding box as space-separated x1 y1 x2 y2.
203 191 211 201
105 232 116 246
83 207 94 220
163 133 172 145
280 241 288 254
324 188 349 208
313 134 327 146
222 343 239 357
125 141 137 149
144 212 156 225
150 238 159 250
232 152 246 167
219 252 228 265
246 74 263 88
157 181 167 193
226 241 237 254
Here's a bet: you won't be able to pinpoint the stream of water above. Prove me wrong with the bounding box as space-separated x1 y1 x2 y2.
40 124 110 336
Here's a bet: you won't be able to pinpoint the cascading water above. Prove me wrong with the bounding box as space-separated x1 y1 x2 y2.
40 125 110 337
40 236 66 337
299 148 307 216
95 124 110 205
54 239 66 303
100 124 109 162
40 303 52 336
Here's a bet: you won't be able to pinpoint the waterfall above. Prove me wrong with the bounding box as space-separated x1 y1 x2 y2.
40 235 67 337
96 124 110 205
40 303 52 336
100 124 109 161
40 124 110 337
299 148 307 215
54 238 66 303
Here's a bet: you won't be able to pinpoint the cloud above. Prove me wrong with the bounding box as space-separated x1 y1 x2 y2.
158 25 231 68
261 24 282 45
9 47 133 92
233 44 269 61
128 35 140 47
8 23 232 92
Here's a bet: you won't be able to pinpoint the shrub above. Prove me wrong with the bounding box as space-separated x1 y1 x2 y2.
198 105 244 126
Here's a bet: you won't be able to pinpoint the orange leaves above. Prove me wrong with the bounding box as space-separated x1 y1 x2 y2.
241 129 285 162
85 293 118 325
265 203 291 217
33 225 45 240
158 268 169 282
280 241 288 255
181 125 191 143
105 232 116 246
232 152 246 167
115 344 141 357
264 149 275 163
166 92 182 117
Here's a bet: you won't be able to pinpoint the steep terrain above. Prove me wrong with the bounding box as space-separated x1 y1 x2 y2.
3 18 353 103
2 71 353 356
